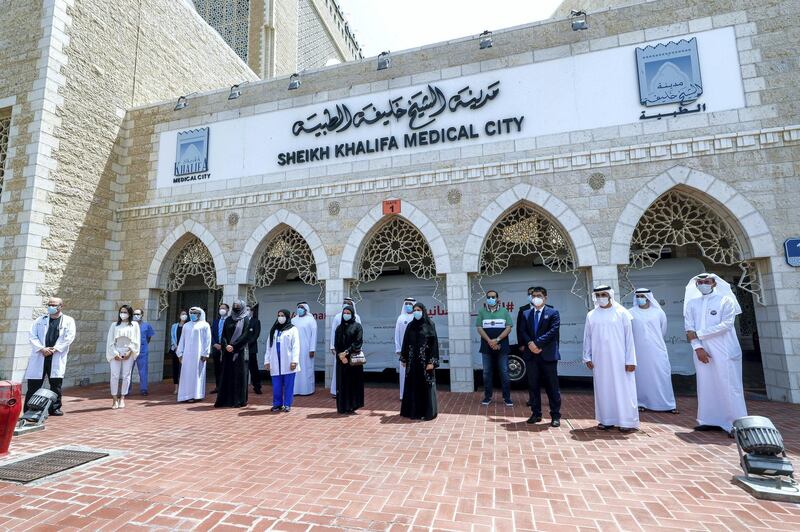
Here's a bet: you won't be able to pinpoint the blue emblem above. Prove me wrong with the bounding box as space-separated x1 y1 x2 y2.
785 238 800 267
174 128 209 176
636 38 703 107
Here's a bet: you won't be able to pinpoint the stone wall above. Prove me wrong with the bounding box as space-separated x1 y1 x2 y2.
0 0 258 384
111 0 800 401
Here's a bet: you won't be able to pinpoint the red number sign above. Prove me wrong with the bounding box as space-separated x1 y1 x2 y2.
382 199 401 215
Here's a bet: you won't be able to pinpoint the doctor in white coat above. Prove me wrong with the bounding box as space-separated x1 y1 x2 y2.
329 297 360 397
395 297 416 400
25 297 77 416
684 273 747 436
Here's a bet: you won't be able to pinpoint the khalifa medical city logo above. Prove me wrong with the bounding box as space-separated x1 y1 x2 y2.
636 37 703 106
174 127 209 179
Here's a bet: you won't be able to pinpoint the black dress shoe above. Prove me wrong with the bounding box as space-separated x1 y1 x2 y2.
618 427 637 434
254 389 263 395
210 389 218 394
141 391 149 396
525 401 532 407
50 409 63 417
550 419 560 427
597 423 614 430
270 406 282 412
527 415 542 424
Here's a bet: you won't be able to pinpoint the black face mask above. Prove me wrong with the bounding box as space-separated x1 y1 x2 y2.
233 307 242 313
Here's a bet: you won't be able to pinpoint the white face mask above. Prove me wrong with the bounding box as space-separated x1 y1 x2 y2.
532 297 544 307
596 297 610 307
119 312 129 321
219 309 227 317
133 315 142 321
180 314 188 321
277 316 286 325
697 283 714 295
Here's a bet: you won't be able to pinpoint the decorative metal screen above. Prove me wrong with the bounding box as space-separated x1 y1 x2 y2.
0 109 10 198
158 237 219 314
479 204 576 276
358 217 436 283
192 0 250 63
621 189 762 303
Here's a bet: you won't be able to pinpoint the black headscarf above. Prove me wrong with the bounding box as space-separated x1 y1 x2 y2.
406 302 437 338
335 304 363 353
269 309 295 347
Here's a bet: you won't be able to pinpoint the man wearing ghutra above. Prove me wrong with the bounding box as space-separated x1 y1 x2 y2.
214 299 254 408
292 302 318 396
395 297 416 401
684 273 747 436
176 307 211 403
630 288 677 413
582 285 639 432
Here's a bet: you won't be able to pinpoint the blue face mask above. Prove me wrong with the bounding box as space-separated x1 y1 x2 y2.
636 297 647 307
189 314 198 322
47 306 59 315
486 297 497 307
342 313 352 321
404 304 414 313
297 307 306 317
413 310 423 320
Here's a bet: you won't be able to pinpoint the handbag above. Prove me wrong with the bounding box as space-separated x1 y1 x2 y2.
348 351 366 366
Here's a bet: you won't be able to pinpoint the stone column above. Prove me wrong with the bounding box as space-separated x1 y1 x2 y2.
324 278 346 388
589 265 621 297
446 272 474 392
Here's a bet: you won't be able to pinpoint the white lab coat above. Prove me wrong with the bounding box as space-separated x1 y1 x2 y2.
177 319 211 401
630 305 676 411
25 314 77 380
583 304 639 428
329 308 361 395
268 326 301 376
684 292 747 432
293 309 318 395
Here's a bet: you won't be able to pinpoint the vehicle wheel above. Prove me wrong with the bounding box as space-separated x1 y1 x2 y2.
508 353 526 385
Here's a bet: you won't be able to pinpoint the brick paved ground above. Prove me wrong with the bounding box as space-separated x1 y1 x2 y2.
1 382 799 531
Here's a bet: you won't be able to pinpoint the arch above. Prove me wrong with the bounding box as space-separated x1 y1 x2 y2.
339 200 451 280
609 166 777 265
235 209 330 284
462 183 598 272
146 219 228 289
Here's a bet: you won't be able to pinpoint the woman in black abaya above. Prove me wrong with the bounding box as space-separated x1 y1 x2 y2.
400 302 439 421
334 304 364 414
214 300 253 408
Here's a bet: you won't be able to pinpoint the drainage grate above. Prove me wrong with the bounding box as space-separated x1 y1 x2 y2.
0 449 109 483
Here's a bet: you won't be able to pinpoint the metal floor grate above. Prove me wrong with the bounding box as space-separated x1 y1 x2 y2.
0 449 109 483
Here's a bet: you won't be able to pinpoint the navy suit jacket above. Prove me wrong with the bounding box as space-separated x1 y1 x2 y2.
518 305 561 362
211 317 226 353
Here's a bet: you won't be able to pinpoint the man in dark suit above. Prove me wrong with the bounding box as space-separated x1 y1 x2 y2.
516 287 537 407
518 286 562 427
210 303 229 394
246 304 262 394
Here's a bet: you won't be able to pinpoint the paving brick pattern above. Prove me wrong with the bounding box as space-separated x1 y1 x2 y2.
1 383 799 531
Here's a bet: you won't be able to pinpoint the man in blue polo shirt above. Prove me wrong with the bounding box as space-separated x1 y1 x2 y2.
476 289 514 407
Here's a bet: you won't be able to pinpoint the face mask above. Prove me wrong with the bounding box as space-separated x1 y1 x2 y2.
133 315 142 321
219 309 227 317
596 297 610 307
47 306 59 315
636 297 647 307
532 297 544 307
342 313 352 321
297 307 306 317
486 297 497 307
527 294 534 304
413 310 423 320
233 307 242 314
404 304 414 313
119 313 129 321
180 314 188 321
190 314 198 322
697 284 713 295
278 316 286 325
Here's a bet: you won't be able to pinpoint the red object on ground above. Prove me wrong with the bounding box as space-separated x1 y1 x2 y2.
0 381 23 455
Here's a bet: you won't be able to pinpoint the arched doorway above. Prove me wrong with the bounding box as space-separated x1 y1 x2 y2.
474 202 590 384
157 236 221 381
244 225 324 372
619 187 765 393
351 216 447 381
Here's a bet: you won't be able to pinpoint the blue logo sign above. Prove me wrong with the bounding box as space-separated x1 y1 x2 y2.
174 128 209 176
785 238 800 267
636 38 703 107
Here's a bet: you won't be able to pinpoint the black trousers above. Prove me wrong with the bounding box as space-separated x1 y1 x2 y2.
212 349 222 387
525 353 561 419
247 350 262 391
25 355 62 413
169 350 181 384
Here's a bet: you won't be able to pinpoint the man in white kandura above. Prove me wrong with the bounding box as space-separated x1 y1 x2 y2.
395 297 416 401
583 285 639 433
176 307 211 403
630 288 677 414
329 297 360 397
293 302 318 396
683 273 747 437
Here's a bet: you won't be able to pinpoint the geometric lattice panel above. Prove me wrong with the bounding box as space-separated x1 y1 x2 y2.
192 0 250 63
159 236 219 314
358 217 436 283
479 204 575 276
0 109 10 197
253 226 318 287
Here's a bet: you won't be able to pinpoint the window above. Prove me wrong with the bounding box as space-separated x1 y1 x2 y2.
0 108 11 198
